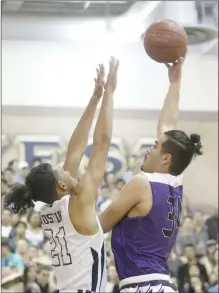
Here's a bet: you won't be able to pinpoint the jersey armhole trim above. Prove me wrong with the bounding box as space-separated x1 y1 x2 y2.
66 196 101 238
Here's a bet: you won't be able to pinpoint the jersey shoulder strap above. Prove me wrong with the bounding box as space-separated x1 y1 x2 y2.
141 172 183 187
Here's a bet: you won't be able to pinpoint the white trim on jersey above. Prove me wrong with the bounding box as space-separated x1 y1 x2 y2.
140 172 183 188
120 274 177 292
120 274 171 288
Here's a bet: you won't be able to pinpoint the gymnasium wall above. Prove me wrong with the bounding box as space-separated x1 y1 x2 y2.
2 40 218 112
2 111 218 207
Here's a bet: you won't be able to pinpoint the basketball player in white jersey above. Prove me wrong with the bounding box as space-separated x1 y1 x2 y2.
100 58 203 292
5 57 119 292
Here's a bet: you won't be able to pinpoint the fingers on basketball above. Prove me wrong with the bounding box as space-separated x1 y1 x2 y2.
174 57 184 71
165 63 170 69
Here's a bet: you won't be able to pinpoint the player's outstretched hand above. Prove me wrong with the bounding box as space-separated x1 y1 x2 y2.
93 63 105 99
165 57 185 84
105 56 119 92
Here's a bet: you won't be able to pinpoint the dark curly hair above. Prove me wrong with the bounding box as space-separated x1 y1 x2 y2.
162 131 203 176
4 163 57 214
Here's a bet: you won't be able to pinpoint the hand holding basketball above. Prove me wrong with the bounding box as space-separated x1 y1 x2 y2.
105 56 119 92
166 57 184 84
93 63 105 98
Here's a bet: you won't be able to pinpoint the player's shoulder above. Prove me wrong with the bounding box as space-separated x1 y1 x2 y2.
140 172 183 187
124 173 151 197
127 173 150 186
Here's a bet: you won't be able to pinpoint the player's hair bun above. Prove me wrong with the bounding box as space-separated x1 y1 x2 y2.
190 133 200 144
189 133 203 156
4 184 34 214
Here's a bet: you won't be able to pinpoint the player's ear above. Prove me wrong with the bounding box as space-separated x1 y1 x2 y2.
57 181 68 191
162 153 172 165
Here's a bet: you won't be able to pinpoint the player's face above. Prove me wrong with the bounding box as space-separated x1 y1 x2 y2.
52 165 77 193
141 135 171 173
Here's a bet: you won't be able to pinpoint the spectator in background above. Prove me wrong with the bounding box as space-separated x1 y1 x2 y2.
16 240 30 267
212 247 218 266
169 249 184 279
2 177 8 210
8 159 19 174
176 216 195 254
99 185 112 212
106 265 120 293
115 178 126 191
28 245 40 264
177 244 209 293
25 211 44 247
193 210 209 255
200 240 217 276
2 177 8 196
4 168 14 187
14 161 30 185
2 270 24 293
122 154 137 182
208 250 218 293
181 195 193 219
32 158 43 168
23 265 40 293
7 159 20 187
12 213 22 226
36 266 56 293
205 209 218 241
2 209 13 238
104 172 116 192
2 238 24 271
189 275 208 293
9 221 27 253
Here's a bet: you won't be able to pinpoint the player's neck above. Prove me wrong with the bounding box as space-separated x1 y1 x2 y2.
154 168 171 175
57 190 70 199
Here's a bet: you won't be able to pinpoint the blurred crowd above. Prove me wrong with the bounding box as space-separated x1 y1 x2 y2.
1 158 218 293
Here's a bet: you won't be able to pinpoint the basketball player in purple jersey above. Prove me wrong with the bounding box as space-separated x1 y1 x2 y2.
100 57 203 292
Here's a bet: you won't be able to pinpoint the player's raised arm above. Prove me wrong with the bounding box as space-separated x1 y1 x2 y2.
78 57 119 203
63 65 105 178
157 57 184 138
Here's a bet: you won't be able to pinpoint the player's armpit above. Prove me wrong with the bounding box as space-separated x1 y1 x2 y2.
99 174 150 233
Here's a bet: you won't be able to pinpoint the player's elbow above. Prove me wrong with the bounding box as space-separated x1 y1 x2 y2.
93 134 111 147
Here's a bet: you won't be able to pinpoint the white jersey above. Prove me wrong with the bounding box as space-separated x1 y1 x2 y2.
40 195 107 292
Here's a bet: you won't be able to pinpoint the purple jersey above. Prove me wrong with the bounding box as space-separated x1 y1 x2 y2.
111 172 183 281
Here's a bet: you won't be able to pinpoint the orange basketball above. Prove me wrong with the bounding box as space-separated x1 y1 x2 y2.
144 19 188 63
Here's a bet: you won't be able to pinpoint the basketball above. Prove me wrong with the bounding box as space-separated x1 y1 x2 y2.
143 19 188 63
